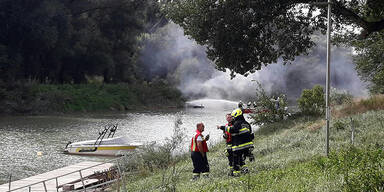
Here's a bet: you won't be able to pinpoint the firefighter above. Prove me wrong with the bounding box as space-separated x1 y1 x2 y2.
190 122 210 180
217 114 234 175
226 108 254 176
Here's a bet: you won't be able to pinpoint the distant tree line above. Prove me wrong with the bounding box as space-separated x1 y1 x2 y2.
0 0 166 84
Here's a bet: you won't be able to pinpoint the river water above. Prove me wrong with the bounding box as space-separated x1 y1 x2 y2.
0 99 255 184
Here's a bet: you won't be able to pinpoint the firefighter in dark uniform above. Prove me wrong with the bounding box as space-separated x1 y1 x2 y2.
217 114 234 175
190 122 210 180
226 108 254 176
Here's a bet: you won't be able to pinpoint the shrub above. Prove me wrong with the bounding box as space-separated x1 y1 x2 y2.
250 82 290 125
330 87 353 106
316 146 384 191
297 85 325 116
333 120 345 131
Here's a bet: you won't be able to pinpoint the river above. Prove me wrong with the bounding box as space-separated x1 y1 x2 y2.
0 99 257 184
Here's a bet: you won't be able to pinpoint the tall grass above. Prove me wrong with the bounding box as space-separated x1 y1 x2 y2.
334 94 384 117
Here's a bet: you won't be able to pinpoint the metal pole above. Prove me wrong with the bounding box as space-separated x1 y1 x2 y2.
79 170 86 192
116 160 126 192
43 181 47 192
325 0 332 157
56 177 59 192
350 117 354 145
8 174 11 192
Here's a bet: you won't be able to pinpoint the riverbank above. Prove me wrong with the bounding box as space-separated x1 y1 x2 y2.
122 96 384 191
0 81 186 114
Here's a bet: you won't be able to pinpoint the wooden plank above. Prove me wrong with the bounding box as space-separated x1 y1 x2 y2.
0 161 114 192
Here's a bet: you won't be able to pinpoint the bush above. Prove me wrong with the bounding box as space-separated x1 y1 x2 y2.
0 82 186 114
333 120 346 131
330 87 353 106
250 82 290 125
297 85 325 116
316 146 384 191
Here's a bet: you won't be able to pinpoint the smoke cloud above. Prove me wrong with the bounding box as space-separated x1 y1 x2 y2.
138 23 367 102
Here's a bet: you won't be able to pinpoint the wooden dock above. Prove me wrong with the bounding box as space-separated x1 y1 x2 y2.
0 161 115 192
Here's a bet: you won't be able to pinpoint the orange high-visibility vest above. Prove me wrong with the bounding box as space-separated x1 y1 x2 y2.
190 130 208 152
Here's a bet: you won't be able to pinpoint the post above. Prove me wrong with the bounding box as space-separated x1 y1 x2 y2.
79 170 86 192
56 177 59 192
8 174 11 192
116 160 126 192
350 117 354 145
325 0 332 157
43 181 47 192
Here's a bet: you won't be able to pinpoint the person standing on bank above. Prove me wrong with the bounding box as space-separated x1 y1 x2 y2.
190 122 210 180
226 108 254 176
217 114 234 175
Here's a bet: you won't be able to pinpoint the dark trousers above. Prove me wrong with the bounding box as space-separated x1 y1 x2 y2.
191 151 209 174
227 149 233 168
233 149 247 171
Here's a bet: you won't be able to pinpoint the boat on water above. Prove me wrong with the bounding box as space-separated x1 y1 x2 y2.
64 124 142 156
192 104 204 108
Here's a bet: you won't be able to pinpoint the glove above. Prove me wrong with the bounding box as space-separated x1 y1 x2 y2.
224 149 229 157
205 134 210 141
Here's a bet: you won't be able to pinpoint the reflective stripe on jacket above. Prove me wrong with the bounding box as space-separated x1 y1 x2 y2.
226 116 254 150
191 130 209 152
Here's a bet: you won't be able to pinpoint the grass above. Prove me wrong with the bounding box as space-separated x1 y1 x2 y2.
121 97 384 192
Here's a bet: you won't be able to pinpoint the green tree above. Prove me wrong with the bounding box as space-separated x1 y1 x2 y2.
0 0 164 83
352 32 384 94
250 82 289 125
165 0 384 76
297 85 325 116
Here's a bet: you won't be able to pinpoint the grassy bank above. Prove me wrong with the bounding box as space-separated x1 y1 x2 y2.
0 81 185 114
122 97 384 191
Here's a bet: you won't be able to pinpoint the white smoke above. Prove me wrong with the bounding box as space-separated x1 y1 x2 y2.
138 23 368 101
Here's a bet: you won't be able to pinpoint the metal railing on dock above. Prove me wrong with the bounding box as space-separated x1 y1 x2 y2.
2 157 127 192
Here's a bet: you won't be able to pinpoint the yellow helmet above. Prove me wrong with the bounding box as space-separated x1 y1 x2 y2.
231 108 243 118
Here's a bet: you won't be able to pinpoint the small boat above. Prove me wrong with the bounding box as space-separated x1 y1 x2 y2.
64 124 142 156
192 104 204 108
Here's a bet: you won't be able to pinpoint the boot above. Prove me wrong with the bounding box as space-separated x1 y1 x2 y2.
228 169 234 176
191 174 200 181
233 170 241 177
249 154 255 162
241 165 249 174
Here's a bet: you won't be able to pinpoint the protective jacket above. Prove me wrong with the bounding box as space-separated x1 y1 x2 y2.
226 115 254 151
219 123 232 144
191 130 209 152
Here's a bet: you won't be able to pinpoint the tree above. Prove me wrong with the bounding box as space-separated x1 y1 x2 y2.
352 32 384 94
297 85 325 115
0 0 164 83
165 0 384 77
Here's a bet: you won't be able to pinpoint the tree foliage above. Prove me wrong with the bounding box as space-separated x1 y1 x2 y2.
297 85 325 116
250 82 289 125
352 32 384 94
165 0 384 76
0 0 164 83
